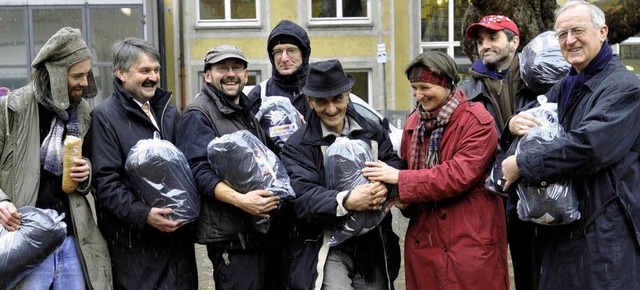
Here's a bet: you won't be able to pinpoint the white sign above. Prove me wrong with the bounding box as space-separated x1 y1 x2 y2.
377 43 387 63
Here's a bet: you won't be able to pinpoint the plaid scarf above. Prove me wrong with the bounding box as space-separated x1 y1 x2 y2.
39 97 79 176
409 89 461 170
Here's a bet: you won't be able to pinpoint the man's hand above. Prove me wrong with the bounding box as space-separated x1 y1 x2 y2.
146 207 184 233
237 190 280 218
509 112 542 136
344 181 387 211
501 155 520 191
0 201 21 231
70 158 90 183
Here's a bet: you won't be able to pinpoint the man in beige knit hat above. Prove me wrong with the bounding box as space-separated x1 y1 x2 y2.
0 27 112 289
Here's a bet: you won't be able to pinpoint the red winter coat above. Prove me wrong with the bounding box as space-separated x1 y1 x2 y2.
397 97 508 290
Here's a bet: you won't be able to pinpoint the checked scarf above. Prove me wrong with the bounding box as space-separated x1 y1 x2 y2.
39 96 80 176
409 89 461 170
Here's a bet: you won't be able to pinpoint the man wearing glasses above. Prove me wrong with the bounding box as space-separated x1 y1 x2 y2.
176 44 280 289
247 20 312 118
502 1 640 288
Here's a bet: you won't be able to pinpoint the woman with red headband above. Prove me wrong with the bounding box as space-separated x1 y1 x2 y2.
362 51 509 289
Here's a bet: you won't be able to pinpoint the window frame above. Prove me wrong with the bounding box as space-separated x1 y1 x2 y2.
307 0 372 27
418 0 471 78
195 0 261 29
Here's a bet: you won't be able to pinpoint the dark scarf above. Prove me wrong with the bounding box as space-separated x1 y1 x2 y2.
560 40 613 109
39 97 79 176
271 61 309 93
409 89 462 170
471 59 510 80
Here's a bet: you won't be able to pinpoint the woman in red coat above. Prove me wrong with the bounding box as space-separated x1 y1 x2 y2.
363 51 509 290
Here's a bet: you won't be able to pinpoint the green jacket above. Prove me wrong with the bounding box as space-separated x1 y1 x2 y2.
0 83 113 290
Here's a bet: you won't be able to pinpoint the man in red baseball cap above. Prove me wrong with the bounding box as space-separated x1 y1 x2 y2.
459 14 540 290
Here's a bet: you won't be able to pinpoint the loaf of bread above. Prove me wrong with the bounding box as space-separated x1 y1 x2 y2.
62 136 82 193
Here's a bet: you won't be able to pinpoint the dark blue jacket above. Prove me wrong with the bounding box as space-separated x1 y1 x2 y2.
281 106 406 289
517 56 640 289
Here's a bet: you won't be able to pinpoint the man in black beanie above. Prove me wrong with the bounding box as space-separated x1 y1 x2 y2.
247 19 312 118
0 27 112 289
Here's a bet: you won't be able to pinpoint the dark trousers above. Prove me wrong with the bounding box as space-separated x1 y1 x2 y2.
207 246 267 290
507 202 543 290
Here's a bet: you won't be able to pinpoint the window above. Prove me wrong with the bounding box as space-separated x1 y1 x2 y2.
0 8 28 93
197 0 259 27
420 0 471 79
309 0 371 25
347 71 370 103
0 4 144 105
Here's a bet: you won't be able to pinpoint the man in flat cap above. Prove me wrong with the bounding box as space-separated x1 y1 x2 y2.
280 59 405 289
459 14 539 290
0 27 112 289
90 37 197 289
176 44 281 289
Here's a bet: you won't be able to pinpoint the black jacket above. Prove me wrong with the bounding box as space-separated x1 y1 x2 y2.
280 106 406 289
91 79 183 246
90 79 196 289
176 83 273 248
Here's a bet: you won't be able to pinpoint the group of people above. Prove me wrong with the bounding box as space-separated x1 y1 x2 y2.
1 1 639 289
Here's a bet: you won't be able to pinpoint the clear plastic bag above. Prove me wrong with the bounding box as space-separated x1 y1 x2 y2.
0 206 67 289
514 97 581 225
519 31 571 95
325 137 390 246
125 132 200 223
207 130 295 234
255 96 302 155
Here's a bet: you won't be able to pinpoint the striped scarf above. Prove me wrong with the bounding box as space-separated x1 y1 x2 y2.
40 97 79 176
409 90 461 170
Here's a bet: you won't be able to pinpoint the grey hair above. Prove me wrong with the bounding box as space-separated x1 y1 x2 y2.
555 0 606 27
503 29 518 42
405 51 461 86
111 37 160 76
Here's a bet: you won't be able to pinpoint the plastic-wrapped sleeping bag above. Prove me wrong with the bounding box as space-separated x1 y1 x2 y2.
325 137 390 246
255 96 301 155
207 130 295 233
519 31 571 95
514 97 580 225
125 133 200 223
0 206 67 289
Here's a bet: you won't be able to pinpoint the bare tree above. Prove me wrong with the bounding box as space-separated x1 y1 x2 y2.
461 0 640 62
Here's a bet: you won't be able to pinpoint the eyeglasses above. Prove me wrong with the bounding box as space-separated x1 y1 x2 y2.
556 26 596 41
214 65 245 74
272 47 300 59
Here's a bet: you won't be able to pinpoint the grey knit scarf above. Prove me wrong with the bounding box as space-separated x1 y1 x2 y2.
40 97 79 176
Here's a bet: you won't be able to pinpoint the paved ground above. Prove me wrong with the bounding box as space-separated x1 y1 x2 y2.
195 208 515 289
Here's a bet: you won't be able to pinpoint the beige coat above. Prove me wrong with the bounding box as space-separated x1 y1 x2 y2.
0 84 112 290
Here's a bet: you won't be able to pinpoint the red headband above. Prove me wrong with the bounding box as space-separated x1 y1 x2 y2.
409 66 450 88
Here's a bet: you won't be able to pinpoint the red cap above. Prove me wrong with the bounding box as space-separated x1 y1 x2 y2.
466 15 519 39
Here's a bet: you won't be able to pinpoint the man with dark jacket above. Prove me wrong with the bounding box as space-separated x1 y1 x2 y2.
458 15 540 290
502 1 640 289
176 44 280 289
280 59 405 290
247 19 312 118
90 37 197 289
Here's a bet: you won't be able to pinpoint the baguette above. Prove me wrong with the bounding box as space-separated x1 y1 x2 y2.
62 136 82 193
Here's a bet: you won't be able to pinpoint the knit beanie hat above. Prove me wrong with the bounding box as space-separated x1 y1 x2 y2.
31 27 97 110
